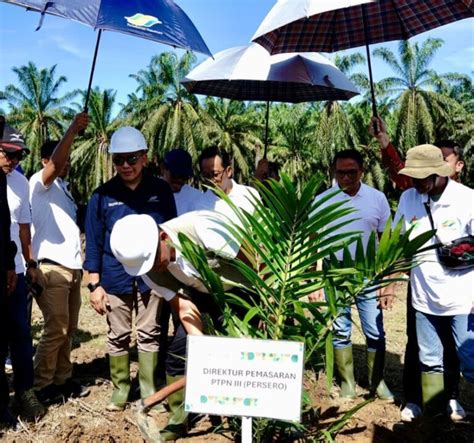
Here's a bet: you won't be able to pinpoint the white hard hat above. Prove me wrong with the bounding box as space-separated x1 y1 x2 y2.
109 126 147 154
110 214 159 276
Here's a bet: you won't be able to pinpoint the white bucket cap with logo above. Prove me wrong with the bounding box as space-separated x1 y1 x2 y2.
110 214 158 276
399 144 453 179
109 126 148 154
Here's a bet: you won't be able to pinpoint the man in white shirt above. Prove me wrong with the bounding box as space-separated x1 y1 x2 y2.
161 148 202 216
394 144 474 416
0 124 45 420
197 146 259 216
311 149 394 402
110 210 245 441
29 113 89 404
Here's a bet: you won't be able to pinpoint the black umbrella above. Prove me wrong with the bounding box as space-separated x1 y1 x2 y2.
253 0 474 119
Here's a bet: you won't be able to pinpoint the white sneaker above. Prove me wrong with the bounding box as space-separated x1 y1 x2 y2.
447 399 466 421
400 402 422 422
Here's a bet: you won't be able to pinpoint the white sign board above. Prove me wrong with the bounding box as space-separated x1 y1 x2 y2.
185 336 304 422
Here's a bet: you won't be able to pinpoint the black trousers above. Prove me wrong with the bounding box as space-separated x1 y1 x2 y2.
403 286 460 404
166 290 224 376
0 272 9 414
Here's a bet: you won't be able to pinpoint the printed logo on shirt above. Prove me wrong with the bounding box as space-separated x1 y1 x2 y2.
108 201 124 207
148 196 160 203
440 219 456 229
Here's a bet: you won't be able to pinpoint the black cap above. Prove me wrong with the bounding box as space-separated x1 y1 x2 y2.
164 149 194 178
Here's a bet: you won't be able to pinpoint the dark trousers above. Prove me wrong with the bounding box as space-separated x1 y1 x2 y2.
166 291 224 376
7 274 34 394
0 271 9 413
403 286 460 404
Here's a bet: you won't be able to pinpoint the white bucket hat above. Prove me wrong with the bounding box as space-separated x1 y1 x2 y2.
399 144 453 179
109 126 148 154
110 214 159 276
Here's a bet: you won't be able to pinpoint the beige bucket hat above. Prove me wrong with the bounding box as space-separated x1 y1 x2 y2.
399 144 453 179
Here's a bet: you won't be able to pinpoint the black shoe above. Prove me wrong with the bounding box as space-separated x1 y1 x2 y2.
35 384 63 405
0 408 18 429
57 379 90 399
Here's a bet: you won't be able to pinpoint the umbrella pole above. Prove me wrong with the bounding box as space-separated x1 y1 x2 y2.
361 5 378 123
83 29 103 111
264 101 270 158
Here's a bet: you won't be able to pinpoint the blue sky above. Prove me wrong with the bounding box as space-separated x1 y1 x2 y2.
0 0 473 111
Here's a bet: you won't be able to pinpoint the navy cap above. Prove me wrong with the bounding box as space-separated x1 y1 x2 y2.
0 118 29 153
164 149 194 178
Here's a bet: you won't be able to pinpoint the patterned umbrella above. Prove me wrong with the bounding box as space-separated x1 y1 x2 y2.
181 43 359 155
253 0 474 116
1 0 211 108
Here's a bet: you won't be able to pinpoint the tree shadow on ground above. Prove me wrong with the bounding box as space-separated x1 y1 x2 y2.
372 418 474 443
352 344 404 400
31 322 102 349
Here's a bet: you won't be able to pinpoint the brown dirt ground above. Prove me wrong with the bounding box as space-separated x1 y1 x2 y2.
1 282 473 442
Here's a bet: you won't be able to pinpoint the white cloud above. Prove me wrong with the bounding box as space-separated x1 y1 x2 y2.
39 35 89 59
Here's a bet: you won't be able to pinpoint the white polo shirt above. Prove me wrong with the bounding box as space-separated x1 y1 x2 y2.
198 179 259 217
143 210 240 300
173 184 203 216
313 183 391 260
29 170 82 269
7 170 31 274
394 179 473 316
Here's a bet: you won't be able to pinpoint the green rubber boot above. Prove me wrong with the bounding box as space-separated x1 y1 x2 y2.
138 352 166 413
421 372 445 417
367 350 394 402
106 354 131 411
160 375 188 441
334 347 357 399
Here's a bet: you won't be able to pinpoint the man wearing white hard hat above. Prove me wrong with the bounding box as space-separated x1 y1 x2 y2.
110 210 244 440
394 144 474 418
84 126 176 412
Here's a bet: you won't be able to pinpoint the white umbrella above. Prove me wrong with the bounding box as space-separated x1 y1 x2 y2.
181 43 359 154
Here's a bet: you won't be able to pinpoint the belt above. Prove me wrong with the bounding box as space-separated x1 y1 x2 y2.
39 258 62 266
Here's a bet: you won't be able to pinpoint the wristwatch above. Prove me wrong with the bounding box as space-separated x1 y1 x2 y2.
87 282 101 292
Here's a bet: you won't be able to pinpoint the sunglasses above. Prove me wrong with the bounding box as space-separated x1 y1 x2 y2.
0 149 26 161
200 169 226 181
112 153 142 166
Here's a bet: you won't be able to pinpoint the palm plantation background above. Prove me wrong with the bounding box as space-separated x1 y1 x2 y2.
1 38 473 201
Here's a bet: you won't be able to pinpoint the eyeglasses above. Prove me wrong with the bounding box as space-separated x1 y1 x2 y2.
335 169 359 179
112 154 142 166
200 169 226 181
0 149 26 162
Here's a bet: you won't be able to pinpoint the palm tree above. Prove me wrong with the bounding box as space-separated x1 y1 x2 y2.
127 52 207 162
120 57 167 127
270 104 318 187
1 62 76 173
373 38 464 151
69 87 119 201
204 98 261 181
310 53 367 185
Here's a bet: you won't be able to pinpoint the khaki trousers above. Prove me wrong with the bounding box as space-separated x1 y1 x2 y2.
34 263 82 389
106 290 164 356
